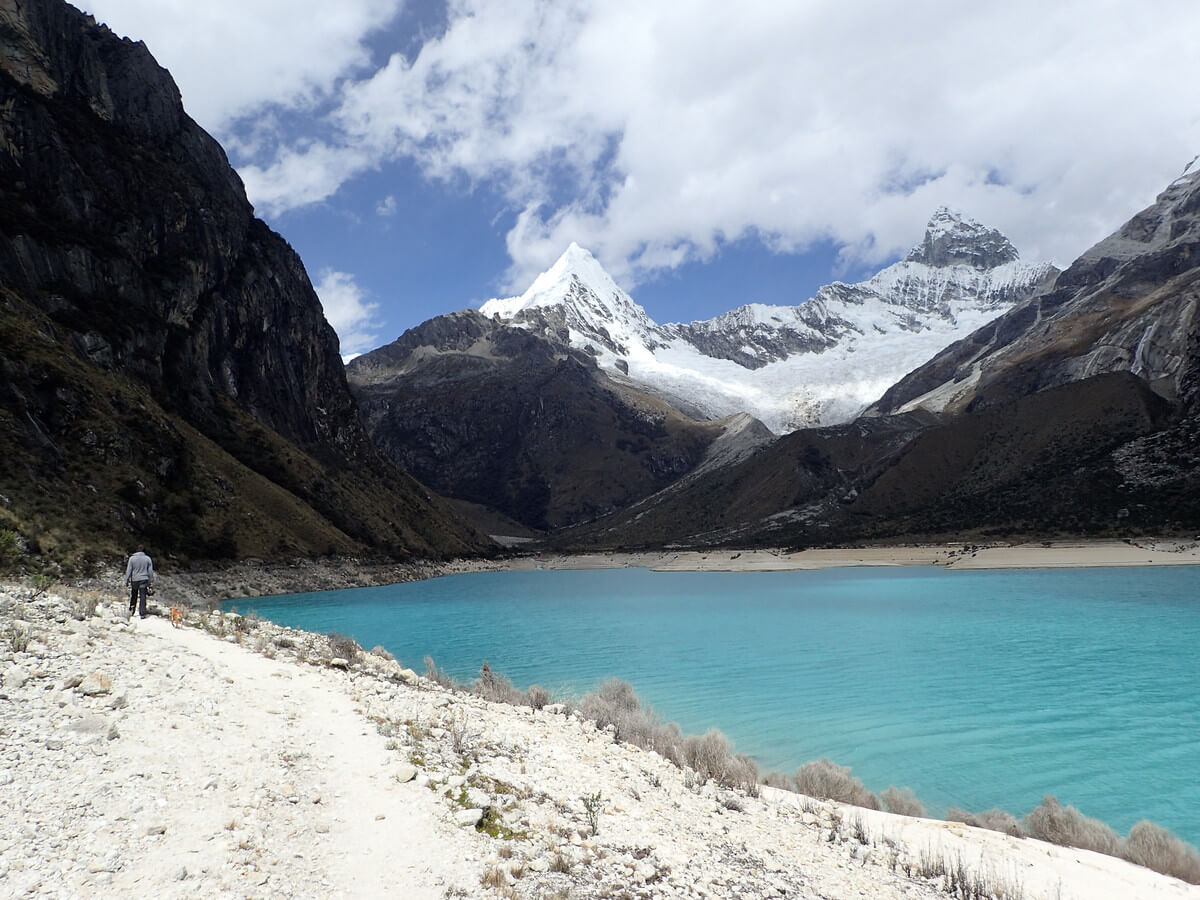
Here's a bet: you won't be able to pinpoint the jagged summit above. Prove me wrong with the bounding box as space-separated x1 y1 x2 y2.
905 207 1020 269
481 243 630 320
468 209 1055 433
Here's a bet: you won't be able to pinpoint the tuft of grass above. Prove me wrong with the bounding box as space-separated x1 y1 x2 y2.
793 758 880 810
4 623 30 653
480 865 507 889
881 786 926 818
582 791 603 836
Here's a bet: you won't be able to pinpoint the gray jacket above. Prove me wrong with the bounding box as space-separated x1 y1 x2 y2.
124 551 155 585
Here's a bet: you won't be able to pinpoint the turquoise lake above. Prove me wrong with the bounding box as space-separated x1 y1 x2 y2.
231 565 1200 844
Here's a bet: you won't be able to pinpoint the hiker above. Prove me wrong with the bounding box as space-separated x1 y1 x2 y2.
124 545 155 618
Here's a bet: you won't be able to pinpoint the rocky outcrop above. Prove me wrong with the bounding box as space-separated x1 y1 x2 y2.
0 0 488 564
870 160 1200 418
348 312 733 532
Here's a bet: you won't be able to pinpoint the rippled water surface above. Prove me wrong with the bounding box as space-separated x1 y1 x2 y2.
233 565 1200 843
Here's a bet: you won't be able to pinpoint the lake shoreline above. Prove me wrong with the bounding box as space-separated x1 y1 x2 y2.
491 537 1200 577
141 537 1200 608
4 581 1196 898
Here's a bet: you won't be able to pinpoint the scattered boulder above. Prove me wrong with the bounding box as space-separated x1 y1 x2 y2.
453 808 484 828
3 666 30 689
395 764 418 784
78 672 112 696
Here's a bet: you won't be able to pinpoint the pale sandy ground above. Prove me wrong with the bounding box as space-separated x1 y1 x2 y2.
2 582 1197 900
507 538 1200 575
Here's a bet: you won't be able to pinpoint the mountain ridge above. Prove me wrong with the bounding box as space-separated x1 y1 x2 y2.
0 0 490 567
476 209 1057 432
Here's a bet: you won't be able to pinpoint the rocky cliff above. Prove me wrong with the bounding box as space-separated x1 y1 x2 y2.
0 0 488 566
347 311 748 532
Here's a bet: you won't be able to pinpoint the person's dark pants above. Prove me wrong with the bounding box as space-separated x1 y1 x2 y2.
129 580 149 617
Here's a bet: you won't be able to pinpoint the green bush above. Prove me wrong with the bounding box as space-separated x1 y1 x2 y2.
0 529 19 568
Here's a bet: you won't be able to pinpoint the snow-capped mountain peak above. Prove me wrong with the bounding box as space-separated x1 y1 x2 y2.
477 211 1057 433
480 244 666 358
905 206 1020 268
482 243 622 318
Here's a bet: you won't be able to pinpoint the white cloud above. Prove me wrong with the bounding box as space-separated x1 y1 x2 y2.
313 268 381 358
85 0 403 132
376 194 398 216
97 0 1200 295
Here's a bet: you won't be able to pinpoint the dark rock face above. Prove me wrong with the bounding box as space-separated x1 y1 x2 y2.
0 0 486 564
348 312 725 531
873 163 1200 418
904 207 1021 268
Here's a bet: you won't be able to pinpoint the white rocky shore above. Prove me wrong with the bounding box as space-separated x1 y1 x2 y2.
1 582 1196 900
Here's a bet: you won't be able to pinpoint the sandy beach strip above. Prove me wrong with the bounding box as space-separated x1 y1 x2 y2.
501 539 1200 575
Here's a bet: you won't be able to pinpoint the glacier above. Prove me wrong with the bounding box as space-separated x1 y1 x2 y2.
479 210 1058 434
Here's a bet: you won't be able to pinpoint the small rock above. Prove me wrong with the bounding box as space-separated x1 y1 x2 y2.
394 764 418 784
3 666 30 689
145 823 167 836
78 672 112 696
174 866 188 881
454 808 484 828
328 657 349 669
62 673 84 689
397 667 418 685
45 738 63 751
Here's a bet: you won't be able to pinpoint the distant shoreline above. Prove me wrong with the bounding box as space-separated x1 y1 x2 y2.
146 538 1200 609
492 538 1200 576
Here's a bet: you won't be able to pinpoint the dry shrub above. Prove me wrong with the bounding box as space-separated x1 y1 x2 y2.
1123 820 1200 884
423 655 457 689
1024 796 1120 856
945 807 1024 837
580 679 656 745
369 645 396 661
525 684 551 710
761 771 792 791
648 720 685 767
473 660 523 704
326 632 360 661
683 729 730 782
793 758 879 810
881 786 926 818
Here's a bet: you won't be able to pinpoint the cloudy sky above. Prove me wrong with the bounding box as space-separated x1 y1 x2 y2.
90 0 1200 356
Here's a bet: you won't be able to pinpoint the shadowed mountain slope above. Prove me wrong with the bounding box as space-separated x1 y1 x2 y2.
0 0 489 567
347 311 755 532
